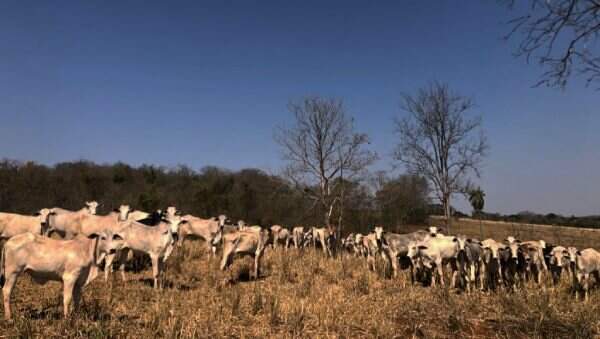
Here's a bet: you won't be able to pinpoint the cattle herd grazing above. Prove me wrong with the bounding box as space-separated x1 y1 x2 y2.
0 202 598 321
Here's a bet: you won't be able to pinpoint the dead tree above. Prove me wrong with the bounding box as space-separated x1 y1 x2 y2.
393 82 488 233
503 0 600 88
274 96 376 234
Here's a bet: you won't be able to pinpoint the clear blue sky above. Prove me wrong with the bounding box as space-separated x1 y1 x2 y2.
0 1 598 216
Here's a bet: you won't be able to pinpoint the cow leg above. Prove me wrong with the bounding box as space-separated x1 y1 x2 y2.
220 246 234 271
391 256 399 279
584 273 590 302
72 283 83 312
437 262 445 287
62 278 76 318
479 264 486 291
151 254 160 289
104 253 115 282
2 272 19 320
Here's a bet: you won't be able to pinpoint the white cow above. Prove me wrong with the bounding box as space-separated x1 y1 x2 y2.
47 201 100 238
105 216 186 288
480 239 506 290
407 235 460 287
0 208 55 240
178 214 227 258
292 226 305 249
220 228 270 279
572 248 600 301
0 230 123 319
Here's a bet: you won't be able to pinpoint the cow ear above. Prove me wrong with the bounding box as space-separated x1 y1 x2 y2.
33 212 41 216
452 237 458 242
113 208 120 213
50 211 56 215
516 239 521 244
418 245 428 250
576 250 582 256
87 233 100 239
466 238 472 243
113 234 123 240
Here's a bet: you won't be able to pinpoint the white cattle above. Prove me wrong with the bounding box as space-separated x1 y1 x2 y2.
0 208 55 240
177 214 227 258
572 248 600 301
548 246 571 285
455 235 482 292
220 228 270 279
407 235 460 288
47 201 100 238
480 239 506 290
312 227 335 257
378 230 430 282
292 226 305 249
105 216 186 288
0 230 123 319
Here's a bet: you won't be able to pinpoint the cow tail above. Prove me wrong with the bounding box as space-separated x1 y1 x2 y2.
0 244 5 288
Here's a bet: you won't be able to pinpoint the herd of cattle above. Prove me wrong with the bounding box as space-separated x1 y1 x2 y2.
0 201 599 321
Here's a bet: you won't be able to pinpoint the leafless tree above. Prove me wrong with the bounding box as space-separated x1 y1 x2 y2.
393 82 488 233
503 0 600 88
274 96 376 234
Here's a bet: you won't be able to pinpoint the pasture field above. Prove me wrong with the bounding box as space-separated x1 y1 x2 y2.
428 216 600 249
0 236 599 338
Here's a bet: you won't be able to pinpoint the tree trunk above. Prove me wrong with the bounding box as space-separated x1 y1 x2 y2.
443 194 452 234
478 213 483 239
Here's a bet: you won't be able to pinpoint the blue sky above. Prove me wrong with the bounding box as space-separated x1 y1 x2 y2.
0 1 598 215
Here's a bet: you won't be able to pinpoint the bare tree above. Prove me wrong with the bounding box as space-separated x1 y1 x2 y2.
393 82 488 233
503 0 600 88
274 96 376 234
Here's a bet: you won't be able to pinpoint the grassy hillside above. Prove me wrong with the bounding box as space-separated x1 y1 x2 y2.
429 216 600 249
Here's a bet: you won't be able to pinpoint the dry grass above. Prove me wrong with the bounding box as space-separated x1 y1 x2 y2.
1 239 599 338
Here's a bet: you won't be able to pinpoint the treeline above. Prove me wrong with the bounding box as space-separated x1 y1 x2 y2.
0 159 430 235
474 211 600 229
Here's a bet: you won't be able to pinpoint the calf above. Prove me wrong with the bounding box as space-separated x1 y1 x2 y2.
519 241 547 284
0 209 55 240
47 201 99 238
480 239 506 290
105 216 185 288
292 226 305 249
548 246 570 285
272 227 291 249
455 235 482 292
1 231 123 319
220 228 270 279
407 235 460 288
501 237 527 290
312 227 335 257
379 229 430 282
178 214 227 258
572 248 600 301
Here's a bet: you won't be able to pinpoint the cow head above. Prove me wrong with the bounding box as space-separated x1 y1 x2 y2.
549 246 568 267
374 226 385 248
506 241 521 263
166 206 178 218
114 205 131 222
539 240 547 249
481 240 505 260
165 215 187 241
34 208 56 235
567 247 578 264
89 230 125 265
428 226 441 237
86 201 99 215
217 215 227 228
